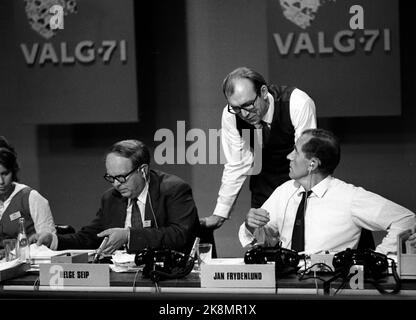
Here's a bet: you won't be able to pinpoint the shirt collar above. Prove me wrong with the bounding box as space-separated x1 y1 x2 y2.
292 175 333 198
310 175 332 198
129 182 149 206
262 92 274 125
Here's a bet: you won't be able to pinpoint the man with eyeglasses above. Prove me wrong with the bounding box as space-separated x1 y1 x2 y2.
33 140 200 255
201 67 317 230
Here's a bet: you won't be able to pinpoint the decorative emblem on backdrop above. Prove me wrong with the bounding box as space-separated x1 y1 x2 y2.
279 0 336 29
23 0 77 39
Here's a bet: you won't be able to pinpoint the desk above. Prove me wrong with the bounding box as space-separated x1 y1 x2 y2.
1 270 416 320
1 269 416 298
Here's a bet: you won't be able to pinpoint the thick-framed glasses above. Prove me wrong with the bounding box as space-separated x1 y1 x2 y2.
227 95 258 114
103 167 137 184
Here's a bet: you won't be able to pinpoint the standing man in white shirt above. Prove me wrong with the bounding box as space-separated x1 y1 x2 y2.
201 67 317 229
240 129 415 255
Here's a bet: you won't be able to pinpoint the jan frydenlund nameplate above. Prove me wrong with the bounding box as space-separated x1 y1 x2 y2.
200 258 275 288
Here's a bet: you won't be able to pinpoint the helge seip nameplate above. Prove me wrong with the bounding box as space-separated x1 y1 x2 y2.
39 263 109 288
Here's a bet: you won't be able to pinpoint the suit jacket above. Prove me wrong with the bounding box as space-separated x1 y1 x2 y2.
58 169 200 254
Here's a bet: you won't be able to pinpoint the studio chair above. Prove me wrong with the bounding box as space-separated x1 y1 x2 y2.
55 224 76 235
198 225 218 258
357 228 375 250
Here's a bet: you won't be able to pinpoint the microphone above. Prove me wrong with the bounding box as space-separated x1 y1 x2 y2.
188 236 200 264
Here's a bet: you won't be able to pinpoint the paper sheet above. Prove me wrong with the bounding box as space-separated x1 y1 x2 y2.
29 244 61 258
110 250 142 273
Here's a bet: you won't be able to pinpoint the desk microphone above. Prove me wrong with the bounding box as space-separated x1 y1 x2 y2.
188 237 200 262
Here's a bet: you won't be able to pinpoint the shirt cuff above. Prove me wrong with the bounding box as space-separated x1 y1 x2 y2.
50 233 58 251
238 223 256 247
213 202 232 219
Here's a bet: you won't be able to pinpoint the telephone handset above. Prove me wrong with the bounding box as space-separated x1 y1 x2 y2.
332 248 389 279
134 237 199 282
244 244 300 275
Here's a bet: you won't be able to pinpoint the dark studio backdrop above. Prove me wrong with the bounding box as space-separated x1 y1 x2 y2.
0 0 415 258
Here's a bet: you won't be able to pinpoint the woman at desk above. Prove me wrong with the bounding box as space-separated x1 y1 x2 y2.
0 136 56 246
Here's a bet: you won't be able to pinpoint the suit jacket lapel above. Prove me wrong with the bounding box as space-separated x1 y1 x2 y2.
112 189 128 227
144 170 160 227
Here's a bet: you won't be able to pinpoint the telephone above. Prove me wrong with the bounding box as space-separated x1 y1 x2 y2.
134 238 199 282
244 244 300 275
332 248 389 280
134 248 194 282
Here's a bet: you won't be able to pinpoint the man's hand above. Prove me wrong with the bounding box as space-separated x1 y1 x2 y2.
97 228 129 254
29 232 53 248
245 208 270 233
200 215 226 230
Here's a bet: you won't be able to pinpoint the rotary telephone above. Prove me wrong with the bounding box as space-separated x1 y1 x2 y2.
325 248 401 295
244 243 300 275
332 248 388 279
134 238 199 282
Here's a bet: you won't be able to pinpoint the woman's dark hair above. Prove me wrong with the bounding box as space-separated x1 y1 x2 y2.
0 136 19 181
301 129 340 175
106 139 150 168
222 67 267 98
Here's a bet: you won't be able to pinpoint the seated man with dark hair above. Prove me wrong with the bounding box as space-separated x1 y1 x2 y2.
240 129 415 255
34 140 200 254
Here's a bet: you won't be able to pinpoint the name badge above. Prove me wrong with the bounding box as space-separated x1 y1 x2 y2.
143 220 152 228
9 211 22 221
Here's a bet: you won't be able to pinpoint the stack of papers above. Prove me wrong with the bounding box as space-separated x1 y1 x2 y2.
29 244 95 268
0 259 30 281
110 250 142 273
0 258 23 271
29 244 61 264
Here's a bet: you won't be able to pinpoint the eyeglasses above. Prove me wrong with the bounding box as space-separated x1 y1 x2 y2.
103 167 137 184
227 95 258 115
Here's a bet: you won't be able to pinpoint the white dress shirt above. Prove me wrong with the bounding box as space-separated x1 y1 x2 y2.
238 176 416 255
214 89 317 219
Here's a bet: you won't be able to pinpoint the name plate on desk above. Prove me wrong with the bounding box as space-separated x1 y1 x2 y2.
39 263 110 288
397 229 416 279
200 258 275 288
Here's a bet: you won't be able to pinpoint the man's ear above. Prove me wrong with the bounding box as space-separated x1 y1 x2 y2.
260 84 268 100
309 157 320 171
140 164 149 178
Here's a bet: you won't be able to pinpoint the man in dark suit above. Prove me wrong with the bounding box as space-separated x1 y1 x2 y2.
33 140 200 254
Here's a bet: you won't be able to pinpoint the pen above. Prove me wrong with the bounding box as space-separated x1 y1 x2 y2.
93 236 109 263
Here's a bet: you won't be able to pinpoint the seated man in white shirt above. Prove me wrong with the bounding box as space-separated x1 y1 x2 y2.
239 129 415 255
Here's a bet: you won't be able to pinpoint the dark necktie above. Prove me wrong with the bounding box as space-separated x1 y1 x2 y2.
291 191 312 252
131 199 143 229
261 121 271 147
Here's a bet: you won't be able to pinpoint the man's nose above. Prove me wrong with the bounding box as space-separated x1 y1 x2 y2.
241 109 249 118
0 176 4 185
112 180 121 187
287 150 294 160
